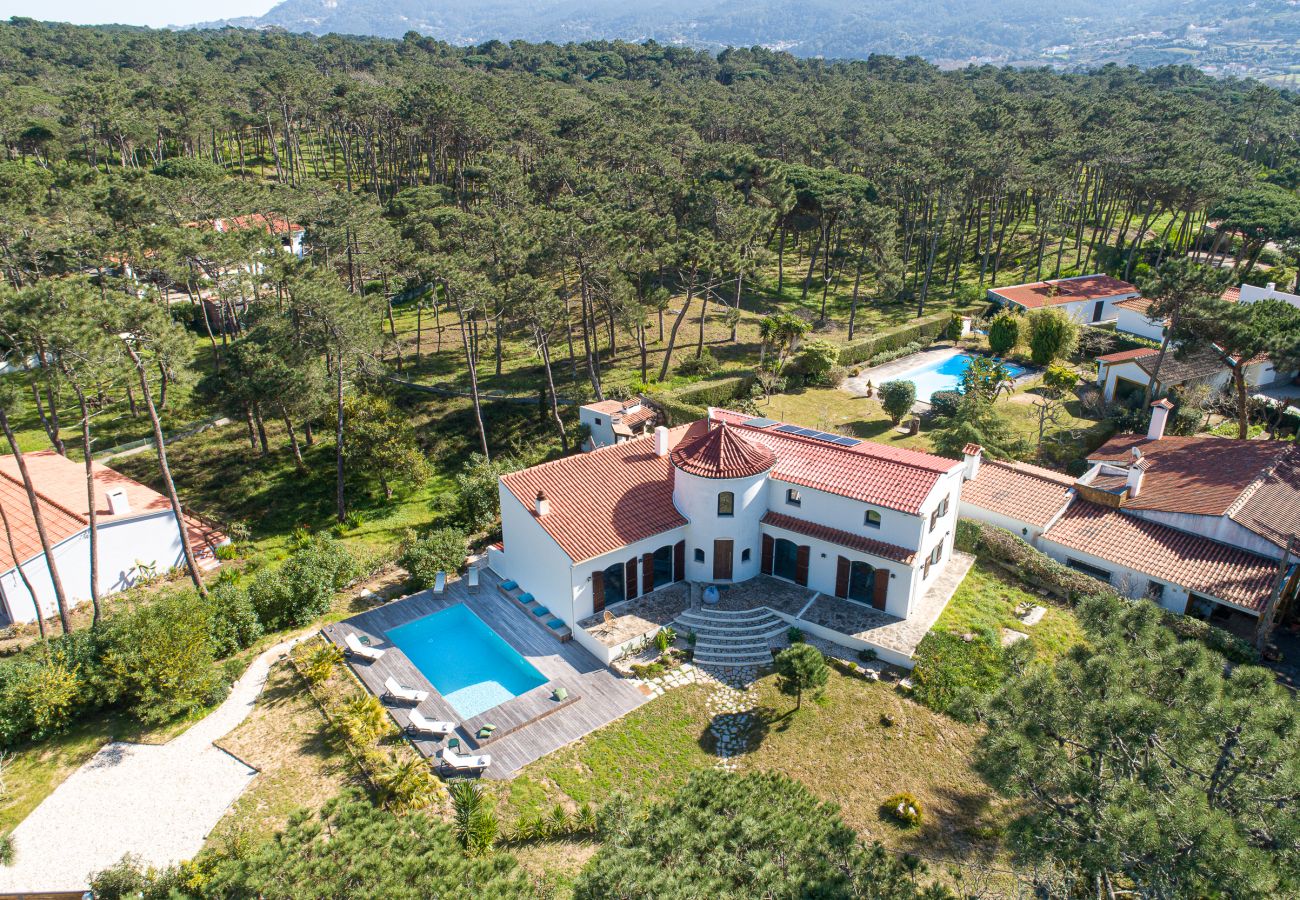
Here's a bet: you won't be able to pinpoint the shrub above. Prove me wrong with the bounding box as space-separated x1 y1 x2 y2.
653 627 675 654
203 582 263 658
929 390 961 418
302 642 343 686
1042 364 1080 396
249 534 359 630
376 753 441 812
398 527 468 590
10 650 82 737
824 365 849 388
786 626 805 643
89 854 184 900
1027 307 1079 365
878 380 916 425
881 792 923 828
837 313 952 366
214 543 239 561
340 694 388 746
866 340 925 367
675 348 719 378
943 313 963 340
857 647 877 663
987 311 1020 355
911 631 1021 721
794 339 839 382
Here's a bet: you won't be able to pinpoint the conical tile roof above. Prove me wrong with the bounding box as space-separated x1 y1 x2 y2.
669 421 776 479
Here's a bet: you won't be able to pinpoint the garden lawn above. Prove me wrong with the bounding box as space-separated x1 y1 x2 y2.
934 559 1085 661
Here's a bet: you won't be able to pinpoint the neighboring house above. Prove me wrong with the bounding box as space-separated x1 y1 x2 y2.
988 273 1140 324
960 402 1300 637
188 215 306 259
1238 281 1300 310
1095 345 1280 404
578 397 660 451
0 451 227 624
1113 295 1165 342
489 409 966 661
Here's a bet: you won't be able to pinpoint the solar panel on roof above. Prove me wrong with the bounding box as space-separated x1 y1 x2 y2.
809 431 839 443
794 428 821 437
775 424 804 434
832 436 862 447
744 417 777 429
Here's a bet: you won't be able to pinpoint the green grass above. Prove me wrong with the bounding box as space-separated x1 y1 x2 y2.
935 559 1085 661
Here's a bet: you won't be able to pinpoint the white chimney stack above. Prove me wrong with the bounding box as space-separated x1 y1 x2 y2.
962 443 983 481
1266 282 1276 293
1148 398 1173 442
654 425 670 457
1126 457 1149 499
106 488 130 516
534 489 550 517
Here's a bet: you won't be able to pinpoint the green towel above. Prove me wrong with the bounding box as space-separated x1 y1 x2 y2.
552 687 569 701
477 724 497 739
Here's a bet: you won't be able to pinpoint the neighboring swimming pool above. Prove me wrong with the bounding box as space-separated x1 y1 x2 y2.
890 351 1025 402
385 604 547 720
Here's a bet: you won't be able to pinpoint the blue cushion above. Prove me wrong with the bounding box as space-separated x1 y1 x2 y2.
518 592 534 603
501 580 518 590
532 606 550 617
547 619 566 630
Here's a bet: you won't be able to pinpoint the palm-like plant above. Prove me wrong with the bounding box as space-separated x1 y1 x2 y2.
340 694 388 746
450 779 499 856
377 754 438 811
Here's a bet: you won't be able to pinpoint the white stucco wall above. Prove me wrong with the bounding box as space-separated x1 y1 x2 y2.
1037 537 1203 616
674 468 767 583
765 478 924 553
1121 508 1284 561
1239 283 1300 309
958 503 1047 546
760 524 918 619
493 484 580 625
578 407 618 450
570 528 687 624
1115 307 1165 341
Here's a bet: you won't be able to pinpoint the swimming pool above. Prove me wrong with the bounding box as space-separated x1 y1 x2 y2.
385 604 547 720
890 351 1025 402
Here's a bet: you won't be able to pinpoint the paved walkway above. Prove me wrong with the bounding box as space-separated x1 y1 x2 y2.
0 636 305 892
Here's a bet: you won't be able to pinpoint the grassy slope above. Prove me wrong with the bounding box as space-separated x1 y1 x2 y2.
934 558 1085 660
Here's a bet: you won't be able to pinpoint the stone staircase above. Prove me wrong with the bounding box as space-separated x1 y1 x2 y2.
673 606 784 668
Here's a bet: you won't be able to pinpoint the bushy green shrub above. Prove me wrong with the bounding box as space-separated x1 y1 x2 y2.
249 534 359 630
675 348 719 377
398 527 468 590
878 380 916 424
865 340 926 366
987 311 1020 355
203 582 263 658
837 313 952 366
794 339 840 382
881 792 924 828
911 631 1023 721
1027 307 1079 365
0 629 106 746
929 390 962 418
89 854 185 900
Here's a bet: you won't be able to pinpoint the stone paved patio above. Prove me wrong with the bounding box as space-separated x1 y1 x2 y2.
705 576 814 617
579 582 691 647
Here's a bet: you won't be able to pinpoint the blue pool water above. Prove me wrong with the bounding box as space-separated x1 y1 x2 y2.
385 604 547 719
891 352 1025 402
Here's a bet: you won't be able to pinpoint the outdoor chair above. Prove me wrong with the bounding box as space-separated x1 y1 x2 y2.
343 632 384 662
433 571 447 593
407 709 455 737
441 746 491 772
468 568 479 591
383 676 429 705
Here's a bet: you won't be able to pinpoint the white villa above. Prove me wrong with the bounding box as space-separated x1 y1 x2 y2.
489 409 967 665
988 273 1140 324
578 397 660 451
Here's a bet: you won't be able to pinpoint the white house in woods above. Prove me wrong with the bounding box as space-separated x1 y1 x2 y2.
1095 345 1284 405
988 273 1140 324
187 214 306 259
961 401 1300 637
1236 281 1300 310
0 451 227 624
578 397 660 451
1115 281 1300 343
489 410 966 663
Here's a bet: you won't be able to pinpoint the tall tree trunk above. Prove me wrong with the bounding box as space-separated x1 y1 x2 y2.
450 287 490 460
70 382 101 625
280 406 306 472
536 329 568 452
658 272 696 382
0 407 72 631
335 357 346 522
0 502 44 638
124 344 207 597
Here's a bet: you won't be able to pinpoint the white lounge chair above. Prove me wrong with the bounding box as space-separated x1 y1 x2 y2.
441 745 491 772
383 676 429 704
407 709 455 737
434 571 447 593
467 568 479 591
343 632 384 661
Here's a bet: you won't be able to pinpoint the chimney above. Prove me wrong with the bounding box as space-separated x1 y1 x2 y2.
1266 282 1276 293
106 488 130 516
1148 398 1173 442
1126 457 1150 499
962 443 983 481
534 489 550 517
654 425 670 457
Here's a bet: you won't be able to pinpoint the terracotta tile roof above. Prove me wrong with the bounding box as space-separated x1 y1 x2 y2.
186 214 303 236
989 274 1137 309
1134 346 1228 383
761 510 915 564
961 460 1074 528
1116 295 1155 314
713 409 960 514
670 422 776 479
500 427 690 563
1226 449 1300 552
586 398 658 430
1222 286 1241 303
0 469 88 571
1041 501 1278 612
1087 434 1296 525
1097 347 1158 364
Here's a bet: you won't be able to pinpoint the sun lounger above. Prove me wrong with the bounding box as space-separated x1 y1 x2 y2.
407 709 455 737
468 568 479 591
441 745 491 772
434 571 446 593
383 676 429 704
343 632 384 661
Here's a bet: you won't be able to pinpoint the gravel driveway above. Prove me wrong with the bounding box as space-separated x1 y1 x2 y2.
0 635 304 892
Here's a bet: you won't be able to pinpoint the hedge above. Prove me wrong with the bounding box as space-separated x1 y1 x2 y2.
653 373 755 425
957 519 1259 664
838 313 953 366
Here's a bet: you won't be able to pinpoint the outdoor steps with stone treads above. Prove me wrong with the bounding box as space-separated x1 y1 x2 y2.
674 607 783 668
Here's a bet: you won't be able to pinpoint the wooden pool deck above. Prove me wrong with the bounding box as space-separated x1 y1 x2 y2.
322 567 649 779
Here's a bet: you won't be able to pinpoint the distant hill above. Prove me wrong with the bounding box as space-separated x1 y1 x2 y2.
190 0 1300 84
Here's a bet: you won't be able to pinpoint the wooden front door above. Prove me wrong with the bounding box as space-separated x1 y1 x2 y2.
872 571 888 610
592 569 605 614
713 539 733 580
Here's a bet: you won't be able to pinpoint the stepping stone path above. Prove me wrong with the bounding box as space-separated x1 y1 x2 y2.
639 663 699 699
1001 628 1029 646
698 664 760 770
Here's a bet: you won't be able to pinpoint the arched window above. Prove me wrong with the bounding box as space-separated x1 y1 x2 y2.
694 548 705 563
847 561 876 603
773 538 799 582
864 509 881 529
717 491 735 517
602 562 625 605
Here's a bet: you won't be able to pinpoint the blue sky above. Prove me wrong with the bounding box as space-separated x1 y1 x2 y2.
0 0 278 28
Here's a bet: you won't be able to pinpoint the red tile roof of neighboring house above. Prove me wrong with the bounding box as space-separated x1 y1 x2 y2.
1087 435 1300 547
713 409 960 514
761 511 915 564
670 422 776 479
500 426 691 563
961 460 1074 528
586 398 658 430
186 214 304 236
0 450 226 572
1222 286 1241 303
989 274 1138 309
1097 347 1159 364
1041 501 1278 612
1116 296 1155 314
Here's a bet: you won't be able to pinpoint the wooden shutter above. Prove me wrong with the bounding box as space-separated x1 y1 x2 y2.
592 569 605 614
673 540 686 582
872 570 888 610
835 556 850 599
642 553 654 593
794 545 810 587
761 534 774 575
626 558 638 600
